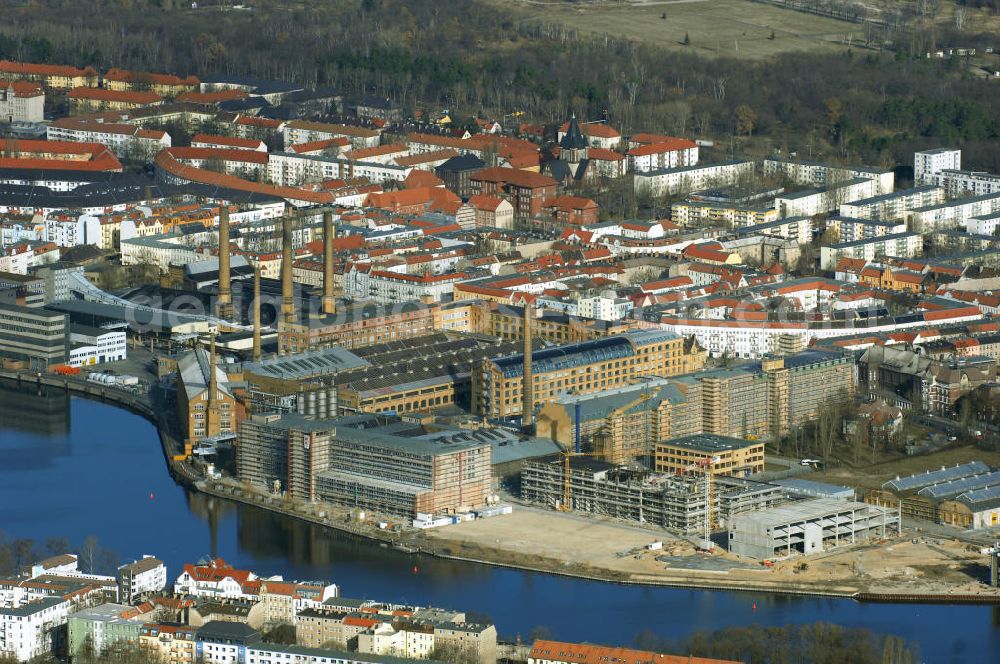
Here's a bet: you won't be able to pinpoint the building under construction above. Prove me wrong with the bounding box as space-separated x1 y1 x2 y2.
520 456 784 535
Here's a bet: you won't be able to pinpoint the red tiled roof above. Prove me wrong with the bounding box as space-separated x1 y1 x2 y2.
404 170 445 189
68 87 162 104
104 68 199 87
468 194 506 211
628 138 698 157
587 147 626 162
0 138 122 172
558 121 621 139
529 640 739 664
168 146 269 165
471 166 557 189
0 60 97 78
545 195 598 211
0 80 43 97
155 149 333 204
289 137 350 154
191 133 264 150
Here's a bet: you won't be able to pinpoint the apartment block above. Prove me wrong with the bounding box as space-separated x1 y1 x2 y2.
474 329 705 420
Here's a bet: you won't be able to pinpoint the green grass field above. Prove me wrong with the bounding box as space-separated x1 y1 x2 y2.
500 0 867 60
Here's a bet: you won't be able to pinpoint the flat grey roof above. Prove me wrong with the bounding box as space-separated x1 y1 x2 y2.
731 498 880 529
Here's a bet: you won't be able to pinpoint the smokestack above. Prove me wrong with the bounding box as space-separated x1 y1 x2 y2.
322 209 336 315
207 334 218 436
252 265 262 363
280 212 294 354
216 206 232 320
522 300 534 429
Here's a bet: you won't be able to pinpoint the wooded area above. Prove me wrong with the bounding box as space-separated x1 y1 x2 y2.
0 1 998 171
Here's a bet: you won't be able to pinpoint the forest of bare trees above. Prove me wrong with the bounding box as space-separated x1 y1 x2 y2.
0 1 998 173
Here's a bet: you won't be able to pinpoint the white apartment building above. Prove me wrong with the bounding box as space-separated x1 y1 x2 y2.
819 232 922 270
0 80 44 123
44 212 102 248
839 185 943 221
0 597 71 661
117 556 167 603
731 216 813 244
633 160 753 197
834 217 907 244
121 234 207 271
966 212 1000 236
357 623 435 660
914 148 962 185
0 244 32 274
628 140 699 174
908 192 1000 233
46 121 171 160
344 269 466 304
268 152 410 187
763 158 895 195
774 177 877 219
929 169 1000 198
577 295 633 321
282 121 380 150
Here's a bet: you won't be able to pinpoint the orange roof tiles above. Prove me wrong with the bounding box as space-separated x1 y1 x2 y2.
68 87 162 104
192 133 264 149
558 121 621 139
628 138 698 157
468 194 506 212
0 138 122 172
530 640 739 664
168 146 269 165
587 147 626 161
545 195 598 211
104 68 199 87
404 170 445 189
0 60 97 78
289 137 350 154
471 166 557 189
0 80 43 97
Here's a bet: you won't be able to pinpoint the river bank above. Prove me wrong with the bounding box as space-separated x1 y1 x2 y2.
8 370 999 605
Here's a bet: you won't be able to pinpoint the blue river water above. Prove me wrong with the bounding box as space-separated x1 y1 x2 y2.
0 384 998 663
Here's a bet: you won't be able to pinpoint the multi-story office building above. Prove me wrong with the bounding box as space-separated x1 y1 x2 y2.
314 425 492 516
654 433 765 477
238 413 335 501
475 329 705 420
0 302 69 367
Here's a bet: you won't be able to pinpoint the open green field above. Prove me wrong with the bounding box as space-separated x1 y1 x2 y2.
498 0 867 60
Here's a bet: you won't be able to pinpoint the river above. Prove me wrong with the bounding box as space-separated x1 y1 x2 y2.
0 384 998 663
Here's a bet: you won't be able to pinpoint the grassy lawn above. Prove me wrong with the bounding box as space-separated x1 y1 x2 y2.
495 0 866 60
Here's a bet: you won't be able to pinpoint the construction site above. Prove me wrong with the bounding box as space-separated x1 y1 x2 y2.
520 456 785 536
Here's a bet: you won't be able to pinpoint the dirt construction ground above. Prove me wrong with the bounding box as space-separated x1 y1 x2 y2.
413 504 1000 597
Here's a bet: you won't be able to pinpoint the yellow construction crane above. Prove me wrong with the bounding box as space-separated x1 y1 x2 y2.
559 449 602 512
679 455 721 551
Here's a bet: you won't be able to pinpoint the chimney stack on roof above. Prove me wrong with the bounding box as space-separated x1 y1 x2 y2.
322 209 336 316
252 264 262 363
522 301 534 430
216 206 233 320
280 212 294 354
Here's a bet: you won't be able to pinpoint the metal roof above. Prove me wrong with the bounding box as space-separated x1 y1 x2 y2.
245 347 368 380
917 470 1000 500
956 484 1000 511
883 461 990 492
